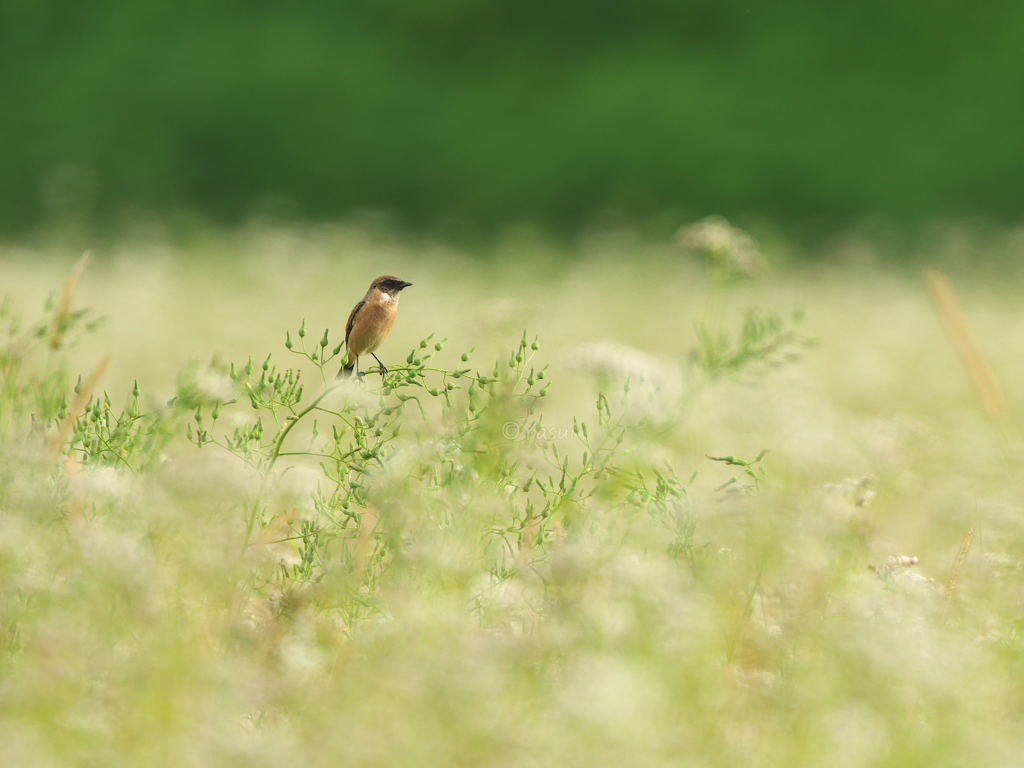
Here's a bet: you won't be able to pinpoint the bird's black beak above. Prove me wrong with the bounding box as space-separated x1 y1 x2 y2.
399 281 413 289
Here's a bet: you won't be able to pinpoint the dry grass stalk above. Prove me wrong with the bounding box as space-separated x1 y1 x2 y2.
63 453 86 522
49 251 92 350
945 524 976 603
50 355 109 461
514 512 541 570
925 270 1007 419
353 505 379 578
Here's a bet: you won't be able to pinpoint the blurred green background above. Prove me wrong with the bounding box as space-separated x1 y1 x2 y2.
3 0 1023 237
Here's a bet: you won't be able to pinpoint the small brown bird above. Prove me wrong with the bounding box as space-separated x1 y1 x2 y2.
339 275 413 378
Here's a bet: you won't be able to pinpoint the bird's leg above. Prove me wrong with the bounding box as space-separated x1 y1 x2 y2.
356 357 365 380
371 352 388 376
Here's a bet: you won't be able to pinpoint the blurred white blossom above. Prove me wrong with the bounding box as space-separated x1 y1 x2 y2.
194 369 234 401
675 215 767 278
79 465 134 502
565 341 682 422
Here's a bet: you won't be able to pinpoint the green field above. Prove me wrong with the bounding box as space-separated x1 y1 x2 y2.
3 225 1023 766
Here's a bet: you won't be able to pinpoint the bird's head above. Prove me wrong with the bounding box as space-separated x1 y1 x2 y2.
370 275 413 299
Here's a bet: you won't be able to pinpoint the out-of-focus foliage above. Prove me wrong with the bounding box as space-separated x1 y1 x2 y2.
2 1 1023 235
4 237 1024 764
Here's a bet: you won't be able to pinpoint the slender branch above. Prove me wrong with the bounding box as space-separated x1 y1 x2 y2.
268 383 344 469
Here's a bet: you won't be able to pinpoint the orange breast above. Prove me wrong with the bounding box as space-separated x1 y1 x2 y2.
347 301 397 355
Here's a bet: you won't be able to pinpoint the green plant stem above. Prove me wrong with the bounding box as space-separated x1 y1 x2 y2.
268 383 344 470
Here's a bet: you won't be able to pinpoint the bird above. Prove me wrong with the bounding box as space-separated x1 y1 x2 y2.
338 275 413 378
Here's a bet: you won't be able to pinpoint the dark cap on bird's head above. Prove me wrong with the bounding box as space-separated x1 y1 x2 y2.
370 275 413 295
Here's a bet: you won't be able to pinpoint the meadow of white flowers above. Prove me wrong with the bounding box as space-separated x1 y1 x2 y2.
2 224 1023 766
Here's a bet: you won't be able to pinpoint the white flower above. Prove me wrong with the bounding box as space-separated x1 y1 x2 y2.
194 370 234 401
565 341 682 421
324 378 380 411
675 215 767 278
276 464 322 508
559 653 664 727
79 465 133 501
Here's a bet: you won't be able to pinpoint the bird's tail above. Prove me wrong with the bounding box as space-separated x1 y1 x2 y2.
337 351 355 379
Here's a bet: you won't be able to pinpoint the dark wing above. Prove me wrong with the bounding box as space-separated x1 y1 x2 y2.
344 300 366 345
